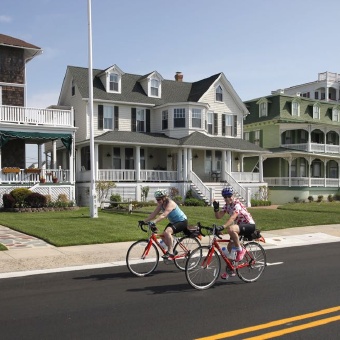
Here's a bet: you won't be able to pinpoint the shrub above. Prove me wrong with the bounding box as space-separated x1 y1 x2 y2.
169 187 179 198
185 189 194 199
183 198 205 206
25 192 47 208
57 194 69 203
327 194 334 202
293 196 299 203
45 194 52 205
173 195 183 204
3 193 15 208
308 196 314 202
317 195 323 203
10 188 32 207
250 199 271 207
334 192 340 201
110 194 122 208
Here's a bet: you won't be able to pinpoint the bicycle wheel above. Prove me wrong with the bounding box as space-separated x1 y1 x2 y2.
173 236 201 271
126 240 159 277
185 246 220 290
236 241 266 283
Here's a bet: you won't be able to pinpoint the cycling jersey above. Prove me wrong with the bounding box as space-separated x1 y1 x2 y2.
164 204 187 224
222 199 255 225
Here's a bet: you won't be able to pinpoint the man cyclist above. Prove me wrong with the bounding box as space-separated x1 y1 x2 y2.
213 186 256 279
144 189 188 259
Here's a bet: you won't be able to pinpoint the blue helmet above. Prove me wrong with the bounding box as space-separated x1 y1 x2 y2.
222 186 234 197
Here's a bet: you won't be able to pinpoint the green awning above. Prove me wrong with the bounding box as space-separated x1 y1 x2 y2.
0 131 73 152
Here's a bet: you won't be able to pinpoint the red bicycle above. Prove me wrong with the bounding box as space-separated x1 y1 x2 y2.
126 221 201 277
185 223 266 290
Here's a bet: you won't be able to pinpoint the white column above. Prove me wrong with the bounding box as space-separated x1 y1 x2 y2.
183 148 188 180
177 150 183 181
324 160 327 187
69 133 75 183
308 125 311 152
135 145 140 181
188 149 192 180
94 143 99 180
240 154 244 172
226 150 232 173
52 140 57 169
221 150 226 181
37 144 42 168
288 158 292 187
308 157 312 187
259 154 264 182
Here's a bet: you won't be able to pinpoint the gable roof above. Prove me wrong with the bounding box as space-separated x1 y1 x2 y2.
65 66 222 106
0 33 42 61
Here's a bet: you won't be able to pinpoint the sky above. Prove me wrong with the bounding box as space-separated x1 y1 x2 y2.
2 0 340 163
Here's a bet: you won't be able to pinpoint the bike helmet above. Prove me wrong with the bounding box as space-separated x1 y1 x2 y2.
221 186 234 197
154 189 168 198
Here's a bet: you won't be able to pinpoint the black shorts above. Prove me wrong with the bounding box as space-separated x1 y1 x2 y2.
165 220 189 235
239 224 256 238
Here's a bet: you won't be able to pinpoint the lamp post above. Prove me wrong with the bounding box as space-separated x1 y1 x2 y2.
88 0 98 218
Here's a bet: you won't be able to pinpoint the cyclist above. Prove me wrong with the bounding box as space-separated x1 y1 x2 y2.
213 186 256 279
144 189 188 259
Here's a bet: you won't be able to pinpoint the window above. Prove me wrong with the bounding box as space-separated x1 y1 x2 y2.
162 110 168 130
225 115 234 136
98 105 118 130
103 106 114 129
140 148 145 170
216 86 223 102
314 92 319 100
174 108 185 128
215 151 222 171
300 130 307 143
259 102 267 117
285 130 291 144
292 100 300 116
244 131 250 141
109 73 119 92
329 160 338 178
150 79 159 96
113 148 121 169
192 108 202 128
136 108 145 132
313 104 320 119
254 130 260 146
125 148 134 169
71 80 75 96
291 159 297 177
81 146 91 170
332 108 339 122
320 93 325 100
205 150 212 173
207 112 213 134
300 158 306 177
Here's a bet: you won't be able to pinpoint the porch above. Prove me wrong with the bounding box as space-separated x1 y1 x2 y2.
264 177 340 187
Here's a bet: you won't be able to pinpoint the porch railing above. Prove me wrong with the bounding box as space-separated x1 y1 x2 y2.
281 143 340 154
0 169 70 184
0 105 74 127
188 171 212 203
265 177 340 187
231 172 260 182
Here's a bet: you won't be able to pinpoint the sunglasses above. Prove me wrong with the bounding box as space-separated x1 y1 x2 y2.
156 198 163 201
223 195 233 198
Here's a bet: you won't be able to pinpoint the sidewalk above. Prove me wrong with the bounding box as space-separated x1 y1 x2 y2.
1 224 340 278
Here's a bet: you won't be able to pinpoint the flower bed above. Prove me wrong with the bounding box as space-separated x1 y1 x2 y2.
24 168 41 174
2 167 20 174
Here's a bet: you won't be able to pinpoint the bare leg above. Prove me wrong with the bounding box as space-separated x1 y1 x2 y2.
163 227 174 253
227 224 241 248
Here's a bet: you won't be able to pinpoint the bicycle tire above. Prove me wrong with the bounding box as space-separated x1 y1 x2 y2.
173 236 201 271
236 241 266 283
185 246 220 290
126 239 159 277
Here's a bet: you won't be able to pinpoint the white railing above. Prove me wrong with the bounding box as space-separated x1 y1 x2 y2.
189 171 212 203
264 177 339 187
231 172 260 182
140 170 177 181
224 172 247 199
0 105 74 127
96 169 177 182
281 142 340 154
0 168 70 184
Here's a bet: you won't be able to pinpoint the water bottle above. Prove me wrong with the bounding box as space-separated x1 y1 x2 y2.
159 240 167 250
229 247 237 260
221 247 229 257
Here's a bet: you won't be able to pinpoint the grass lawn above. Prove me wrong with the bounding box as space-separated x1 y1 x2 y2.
0 202 339 248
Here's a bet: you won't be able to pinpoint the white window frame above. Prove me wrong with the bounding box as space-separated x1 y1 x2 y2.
332 108 339 122
259 102 267 117
136 108 145 132
254 130 260 145
313 104 320 119
192 108 202 128
103 106 114 130
215 86 223 102
150 78 160 97
244 131 250 141
174 108 186 128
207 111 213 134
108 73 119 92
292 100 300 116
225 114 234 136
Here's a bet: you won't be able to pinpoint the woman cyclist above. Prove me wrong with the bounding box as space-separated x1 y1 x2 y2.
144 189 188 259
213 186 256 279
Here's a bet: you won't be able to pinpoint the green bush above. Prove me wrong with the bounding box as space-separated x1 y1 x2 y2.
251 199 271 207
173 195 183 204
308 196 314 202
185 190 194 199
184 198 205 206
327 194 334 202
10 188 32 207
110 194 122 208
317 195 323 203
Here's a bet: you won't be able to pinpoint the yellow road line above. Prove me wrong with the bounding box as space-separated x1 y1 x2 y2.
245 315 340 340
195 306 340 340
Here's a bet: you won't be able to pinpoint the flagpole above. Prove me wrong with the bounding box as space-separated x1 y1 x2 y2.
87 0 98 218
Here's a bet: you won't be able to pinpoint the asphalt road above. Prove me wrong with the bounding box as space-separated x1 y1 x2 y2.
0 243 340 340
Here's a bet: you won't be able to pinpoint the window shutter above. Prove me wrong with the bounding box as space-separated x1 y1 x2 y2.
146 109 150 132
222 114 226 136
114 106 119 131
214 113 218 135
131 108 136 132
233 115 237 137
98 105 103 130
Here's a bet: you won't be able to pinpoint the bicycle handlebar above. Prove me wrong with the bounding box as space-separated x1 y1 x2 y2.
138 221 158 233
197 222 223 239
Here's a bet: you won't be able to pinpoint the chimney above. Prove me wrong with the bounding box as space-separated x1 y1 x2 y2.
175 71 183 82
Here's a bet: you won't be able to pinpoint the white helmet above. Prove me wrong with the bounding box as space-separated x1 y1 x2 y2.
154 189 168 198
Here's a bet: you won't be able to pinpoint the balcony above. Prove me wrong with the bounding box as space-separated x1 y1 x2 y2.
265 177 339 187
281 143 340 154
0 105 74 127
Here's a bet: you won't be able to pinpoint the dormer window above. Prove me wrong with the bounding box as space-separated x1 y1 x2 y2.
292 99 300 116
257 98 269 117
151 79 159 96
109 73 119 92
216 86 223 102
313 103 320 119
332 107 339 122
